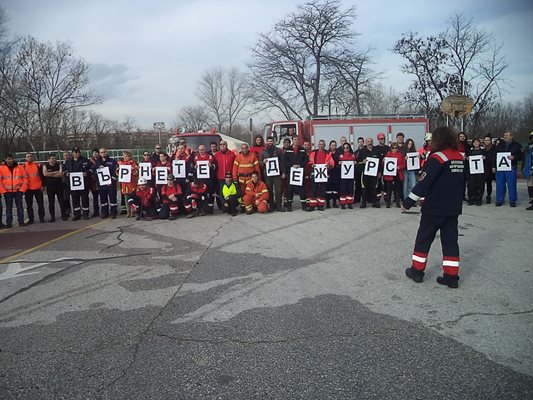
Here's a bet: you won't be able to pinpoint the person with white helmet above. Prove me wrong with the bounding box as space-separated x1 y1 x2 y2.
128 178 158 220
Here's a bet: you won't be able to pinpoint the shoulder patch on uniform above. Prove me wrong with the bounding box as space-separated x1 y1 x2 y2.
419 172 427 181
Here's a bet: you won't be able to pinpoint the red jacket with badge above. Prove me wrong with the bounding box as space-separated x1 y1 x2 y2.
382 151 406 181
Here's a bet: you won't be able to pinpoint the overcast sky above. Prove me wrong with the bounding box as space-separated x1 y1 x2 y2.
3 0 532 129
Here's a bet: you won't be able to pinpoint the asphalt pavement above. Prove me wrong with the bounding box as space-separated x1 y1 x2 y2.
0 183 532 399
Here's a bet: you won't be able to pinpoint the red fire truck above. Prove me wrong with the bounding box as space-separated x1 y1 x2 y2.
263 115 429 148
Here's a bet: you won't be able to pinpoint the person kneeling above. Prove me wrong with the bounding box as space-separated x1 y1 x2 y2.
159 175 183 220
243 172 269 214
220 172 242 216
128 178 158 220
185 179 209 218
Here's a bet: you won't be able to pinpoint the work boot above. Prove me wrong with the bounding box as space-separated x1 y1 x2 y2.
91 211 100 218
360 200 367 209
372 202 381 208
348 204 353 209
526 204 533 210
326 199 331 209
82 213 89 220
318 206 324 211
307 207 314 212
332 200 338 208
341 204 345 209
486 196 491 204
436 274 459 289
405 267 424 283
72 215 81 221
286 203 292 212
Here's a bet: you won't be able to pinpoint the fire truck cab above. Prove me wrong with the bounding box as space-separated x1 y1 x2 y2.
264 115 429 149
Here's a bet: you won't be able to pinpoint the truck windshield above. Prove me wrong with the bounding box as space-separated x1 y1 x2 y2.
171 135 220 151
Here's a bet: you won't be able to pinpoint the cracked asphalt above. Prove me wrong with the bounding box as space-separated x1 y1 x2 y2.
0 186 532 399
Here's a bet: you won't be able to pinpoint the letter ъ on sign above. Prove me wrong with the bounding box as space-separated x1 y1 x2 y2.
289 167 303 186
383 157 397 177
118 165 132 183
265 157 280 177
69 172 85 191
97 166 112 186
364 157 379 177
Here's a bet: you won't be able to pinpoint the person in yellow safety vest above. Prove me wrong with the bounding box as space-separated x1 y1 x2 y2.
0 153 29 228
23 152 46 223
220 171 242 216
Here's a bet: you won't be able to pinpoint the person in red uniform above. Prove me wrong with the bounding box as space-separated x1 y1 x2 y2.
243 172 269 214
192 144 216 212
338 143 356 209
402 126 465 289
382 143 406 208
159 175 183 220
214 140 236 209
307 140 334 211
23 152 45 223
185 179 209 218
154 152 172 195
128 178 158 221
250 135 266 160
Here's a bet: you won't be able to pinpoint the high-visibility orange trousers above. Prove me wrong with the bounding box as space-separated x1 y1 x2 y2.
243 195 268 213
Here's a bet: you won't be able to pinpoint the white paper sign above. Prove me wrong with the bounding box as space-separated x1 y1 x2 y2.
364 157 379 177
496 152 512 171
341 161 355 179
172 160 186 178
289 167 304 186
383 157 398 177
406 153 420 171
155 167 168 185
468 155 484 174
313 164 328 183
69 172 85 191
196 160 210 179
139 162 152 180
265 157 280 177
118 165 132 183
96 166 112 186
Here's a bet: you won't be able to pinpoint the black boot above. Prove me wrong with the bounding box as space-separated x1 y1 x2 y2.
360 200 367 209
326 199 331 209
405 267 424 283
372 201 381 208
348 203 353 209
486 196 491 204
332 199 338 208
341 204 345 209
286 203 292 212
436 274 459 289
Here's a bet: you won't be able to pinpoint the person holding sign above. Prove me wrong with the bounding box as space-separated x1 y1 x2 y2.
88 148 101 217
64 147 91 220
338 143 356 209
357 138 383 208
493 131 523 207
283 135 308 212
308 140 334 211
260 136 286 212
172 144 193 197
326 141 341 209
91 148 119 219
403 139 419 202
466 138 485 206
243 172 269 214
382 143 406 208
193 145 216 212
402 126 465 289
118 151 138 217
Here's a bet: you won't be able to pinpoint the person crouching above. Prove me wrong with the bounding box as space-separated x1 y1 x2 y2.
243 172 269 214
128 178 158 220
220 172 242 216
159 175 183 220
185 179 209 218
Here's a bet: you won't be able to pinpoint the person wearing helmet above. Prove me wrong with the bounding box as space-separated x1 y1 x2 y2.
523 132 533 210
128 178 158 221
418 133 432 172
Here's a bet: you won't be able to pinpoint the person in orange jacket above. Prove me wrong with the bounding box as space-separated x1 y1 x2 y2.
0 153 29 228
243 172 269 214
118 150 138 217
233 143 260 195
23 152 45 223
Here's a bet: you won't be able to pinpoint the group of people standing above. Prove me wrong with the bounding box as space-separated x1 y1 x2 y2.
0 129 531 228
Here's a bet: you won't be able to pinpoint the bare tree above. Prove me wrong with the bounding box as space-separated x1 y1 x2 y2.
0 36 102 151
393 13 508 134
176 104 209 132
249 0 359 119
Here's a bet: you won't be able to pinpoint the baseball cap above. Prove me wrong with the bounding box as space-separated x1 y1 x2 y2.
72 146 81 153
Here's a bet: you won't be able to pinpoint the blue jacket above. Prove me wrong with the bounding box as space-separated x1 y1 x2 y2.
404 149 465 216
523 144 532 179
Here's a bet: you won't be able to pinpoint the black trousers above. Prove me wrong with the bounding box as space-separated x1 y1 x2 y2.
72 190 90 217
222 194 240 214
287 184 306 206
485 172 494 198
468 173 485 203
25 189 45 222
47 185 66 218
265 175 282 210
361 175 378 204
